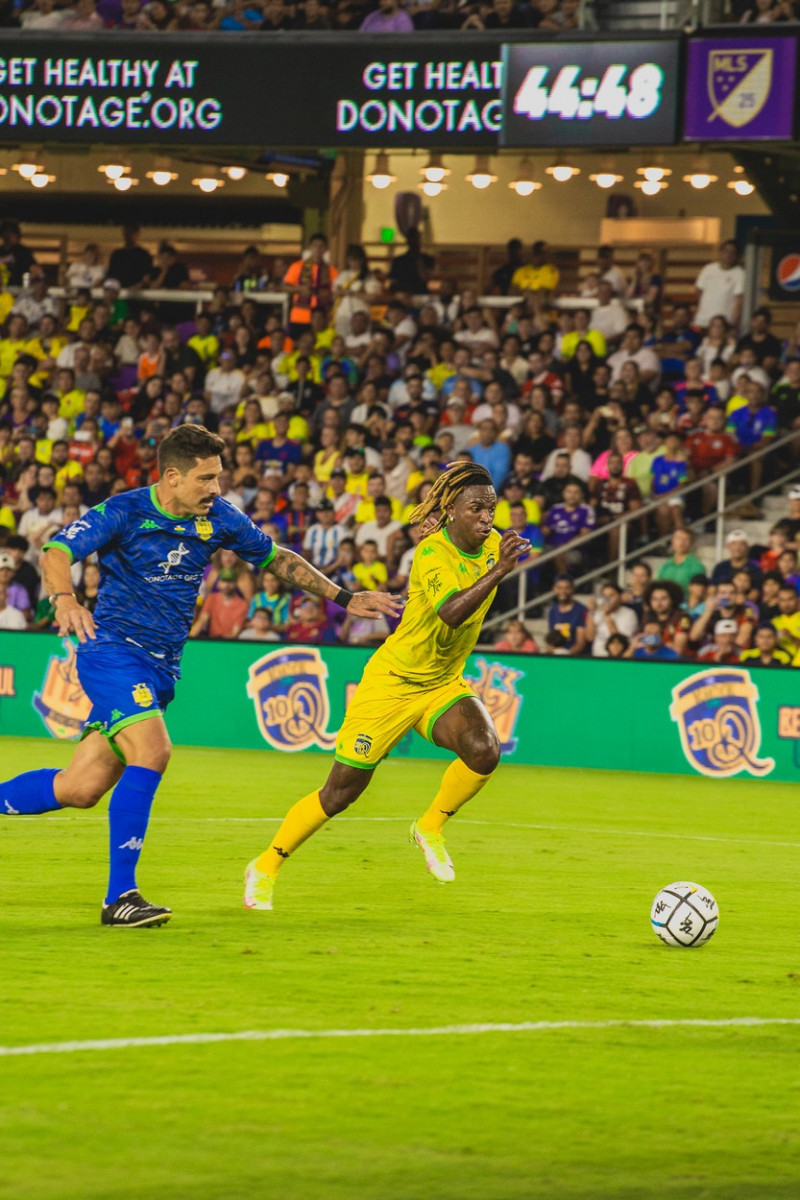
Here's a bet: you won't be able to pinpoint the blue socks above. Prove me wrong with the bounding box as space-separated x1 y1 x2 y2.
0 768 61 815
105 766 162 906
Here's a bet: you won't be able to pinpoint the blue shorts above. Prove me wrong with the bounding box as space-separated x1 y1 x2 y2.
77 641 176 753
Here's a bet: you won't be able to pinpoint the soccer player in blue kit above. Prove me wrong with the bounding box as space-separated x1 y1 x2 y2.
0 426 401 927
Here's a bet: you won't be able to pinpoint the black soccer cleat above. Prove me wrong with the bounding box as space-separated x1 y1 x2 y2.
101 889 172 929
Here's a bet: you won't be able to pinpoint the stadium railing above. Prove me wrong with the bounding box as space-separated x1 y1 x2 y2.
20 285 291 325
481 427 800 633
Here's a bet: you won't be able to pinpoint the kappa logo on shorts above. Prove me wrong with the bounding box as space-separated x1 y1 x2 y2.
465 657 524 755
246 647 338 753
32 639 92 741
354 733 373 758
670 668 774 779
132 683 155 708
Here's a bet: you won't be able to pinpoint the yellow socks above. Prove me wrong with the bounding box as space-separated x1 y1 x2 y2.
416 759 493 835
255 790 329 878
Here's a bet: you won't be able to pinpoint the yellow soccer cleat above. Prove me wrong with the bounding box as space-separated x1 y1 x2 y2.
243 860 276 911
409 820 456 884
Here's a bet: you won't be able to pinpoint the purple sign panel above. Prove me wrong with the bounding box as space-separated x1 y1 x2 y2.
684 36 797 141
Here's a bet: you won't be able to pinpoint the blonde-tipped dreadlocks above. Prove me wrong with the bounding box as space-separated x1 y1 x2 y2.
408 462 494 537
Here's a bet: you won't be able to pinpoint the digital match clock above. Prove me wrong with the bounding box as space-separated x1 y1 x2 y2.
501 41 680 147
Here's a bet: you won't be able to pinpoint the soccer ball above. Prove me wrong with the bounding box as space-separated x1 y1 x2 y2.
650 881 719 948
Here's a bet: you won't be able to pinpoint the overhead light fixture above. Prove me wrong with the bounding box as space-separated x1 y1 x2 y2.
192 174 224 193
728 178 755 196
419 180 447 197
420 154 449 184
546 160 580 183
13 160 41 180
266 171 289 188
146 161 178 186
635 179 668 196
223 166 247 181
466 155 497 190
684 171 717 189
99 162 128 181
30 172 55 189
589 170 622 190
636 164 672 183
366 151 396 191
113 176 138 192
509 159 541 197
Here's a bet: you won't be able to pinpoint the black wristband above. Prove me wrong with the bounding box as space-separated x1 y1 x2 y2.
334 588 354 609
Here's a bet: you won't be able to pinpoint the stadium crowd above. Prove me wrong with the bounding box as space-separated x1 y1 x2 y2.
1 222 800 666
11 0 582 32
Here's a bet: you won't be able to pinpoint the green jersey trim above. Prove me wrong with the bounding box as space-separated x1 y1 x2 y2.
149 485 183 521
260 545 277 569
444 527 483 560
433 587 459 613
42 541 74 563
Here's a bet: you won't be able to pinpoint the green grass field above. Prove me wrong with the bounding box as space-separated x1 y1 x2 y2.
1 736 799 1200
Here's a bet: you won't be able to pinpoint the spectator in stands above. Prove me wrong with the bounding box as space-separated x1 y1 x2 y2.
697 618 743 663
686 406 737 514
543 481 595 574
359 0 414 31
107 223 154 290
726 380 777 505
284 234 337 337
470 419 510 490
511 241 559 309
388 229 434 296
741 625 791 667
608 323 660 390
494 618 539 653
691 580 756 651
736 307 782 375
491 239 524 296
546 575 587 656
627 619 680 661
626 250 662 314
587 582 638 657
590 279 628 347
694 240 744 332
190 569 249 639
643 581 691 655
657 529 706 594
0 222 36 289
651 430 689 536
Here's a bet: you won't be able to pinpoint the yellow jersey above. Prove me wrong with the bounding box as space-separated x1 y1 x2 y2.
772 613 800 665
371 526 502 687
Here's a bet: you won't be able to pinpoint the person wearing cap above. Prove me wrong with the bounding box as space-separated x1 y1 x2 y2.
697 618 743 664
711 529 764 590
741 625 792 668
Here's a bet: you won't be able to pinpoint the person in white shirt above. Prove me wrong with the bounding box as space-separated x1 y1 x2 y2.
454 306 500 359
587 582 639 657
540 425 592 482
597 245 626 297
0 583 26 630
694 240 745 332
64 244 105 289
20 0 65 28
589 280 629 346
303 501 347 569
607 325 661 389
354 498 402 557
204 351 246 415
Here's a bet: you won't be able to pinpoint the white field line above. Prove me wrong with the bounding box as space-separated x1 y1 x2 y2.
37 814 800 851
2 1017 800 1059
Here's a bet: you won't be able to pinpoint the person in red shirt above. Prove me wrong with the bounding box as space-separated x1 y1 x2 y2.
287 594 333 643
123 438 160 489
697 618 742 664
283 233 338 337
190 570 249 640
643 581 691 655
686 406 737 513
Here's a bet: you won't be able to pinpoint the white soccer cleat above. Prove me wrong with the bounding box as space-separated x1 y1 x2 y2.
243 859 276 911
409 820 456 884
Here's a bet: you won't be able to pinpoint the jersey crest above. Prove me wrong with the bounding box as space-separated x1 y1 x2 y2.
195 516 213 541
246 647 338 752
131 682 155 708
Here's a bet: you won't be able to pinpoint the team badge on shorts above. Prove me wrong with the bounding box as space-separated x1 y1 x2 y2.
670 668 774 779
246 647 337 752
354 734 373 758
194 516 213 541
132 682 155 708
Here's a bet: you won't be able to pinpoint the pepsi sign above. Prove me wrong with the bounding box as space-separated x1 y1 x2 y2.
770 247 800 299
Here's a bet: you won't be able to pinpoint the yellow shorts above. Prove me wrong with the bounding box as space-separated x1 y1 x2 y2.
334 669 475 769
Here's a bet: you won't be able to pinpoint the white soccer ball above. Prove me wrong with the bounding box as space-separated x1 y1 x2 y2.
650 881 719 948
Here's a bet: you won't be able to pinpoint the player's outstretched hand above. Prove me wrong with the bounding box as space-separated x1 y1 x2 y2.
55 597 97 643
347 591 405 621
498 528 532 572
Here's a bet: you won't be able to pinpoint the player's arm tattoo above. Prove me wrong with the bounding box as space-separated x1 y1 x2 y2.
270 546 339 602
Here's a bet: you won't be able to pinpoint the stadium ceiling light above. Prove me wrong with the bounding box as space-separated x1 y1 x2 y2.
684 171 718 189
418 179 447 197
266 171 290 188
146 161 178 186
30 172 55 188
589 170 622 189
636 164 672 183
192 175 224 193
509 159 541 197
223 166 247 181
113 176 138 192
420 154 449 184
635 179 668 196
545 160 580 183
466 155 497 190
366 152 396 191
99 162 128 181
12 160 41 180
728 178 755 196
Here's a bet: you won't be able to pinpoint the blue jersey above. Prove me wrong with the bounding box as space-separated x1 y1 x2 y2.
44 485 276 675
726 404 777 448
650 455 688 495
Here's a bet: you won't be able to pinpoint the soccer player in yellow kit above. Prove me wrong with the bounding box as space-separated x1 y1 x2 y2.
244 462 531 910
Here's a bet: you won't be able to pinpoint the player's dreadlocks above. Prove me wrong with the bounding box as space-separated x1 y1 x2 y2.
408 462 494 537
